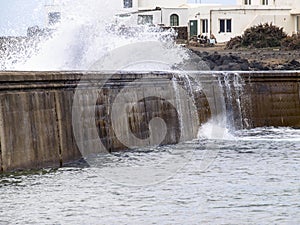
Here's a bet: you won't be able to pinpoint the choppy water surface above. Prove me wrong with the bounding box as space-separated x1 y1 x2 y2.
0 127 299 224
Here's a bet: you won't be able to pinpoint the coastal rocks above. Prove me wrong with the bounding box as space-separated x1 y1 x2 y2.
279 59 300 70
250 58 300 71
190 49 300 71
191 50 253 71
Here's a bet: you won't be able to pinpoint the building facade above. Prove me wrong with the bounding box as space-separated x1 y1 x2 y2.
206 0 300 42
45 0 300 43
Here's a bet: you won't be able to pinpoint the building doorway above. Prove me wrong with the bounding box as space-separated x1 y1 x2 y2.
190 20 198 38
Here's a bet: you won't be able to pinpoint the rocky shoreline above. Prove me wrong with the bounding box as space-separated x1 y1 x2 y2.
1 36 300 71
188 46 300 71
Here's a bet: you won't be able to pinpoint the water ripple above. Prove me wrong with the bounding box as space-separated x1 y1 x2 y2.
0 127 299 224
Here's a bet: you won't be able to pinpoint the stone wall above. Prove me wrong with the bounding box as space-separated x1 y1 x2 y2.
240 71 300 128
0 72 81 171
0 72 212 172
0 71 299 172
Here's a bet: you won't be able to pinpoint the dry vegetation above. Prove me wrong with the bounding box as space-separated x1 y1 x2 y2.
226 23 300 50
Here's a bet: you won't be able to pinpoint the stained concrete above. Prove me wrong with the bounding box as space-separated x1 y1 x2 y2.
0 71 299 172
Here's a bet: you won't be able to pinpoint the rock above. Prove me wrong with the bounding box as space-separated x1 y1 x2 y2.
211 53 221 61
289 59 300 66
223 59 231 65
274 65 285 70
188 48 300 71
240 62 250 70
208 62 216 70
228 63 241 70
250 61 265 70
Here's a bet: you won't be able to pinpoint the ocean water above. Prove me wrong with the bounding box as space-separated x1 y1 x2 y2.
1 1 299 224
0 126 299 224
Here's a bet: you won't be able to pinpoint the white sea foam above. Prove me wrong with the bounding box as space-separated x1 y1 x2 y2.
4 0 186 71
197 119 235 140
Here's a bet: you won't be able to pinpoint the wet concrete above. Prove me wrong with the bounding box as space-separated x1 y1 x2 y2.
0 71 299 172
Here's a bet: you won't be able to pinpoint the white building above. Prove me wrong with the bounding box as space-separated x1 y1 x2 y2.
45 0 300 43
205 0 300 42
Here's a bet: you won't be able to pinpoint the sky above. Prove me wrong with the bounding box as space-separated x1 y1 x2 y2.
0 0 235 36
0 0 44 36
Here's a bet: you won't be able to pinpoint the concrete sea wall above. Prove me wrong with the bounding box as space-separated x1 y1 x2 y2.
221 71 300 128
0 71 299 172
230 71 300 128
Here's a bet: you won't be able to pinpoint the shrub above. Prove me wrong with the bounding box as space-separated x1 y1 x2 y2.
226 36 242 49
226 23 287 49
281 34 300 50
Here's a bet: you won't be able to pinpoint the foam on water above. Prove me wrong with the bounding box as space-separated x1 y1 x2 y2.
197 119 234 140
234 126 300 142
1 125 299 224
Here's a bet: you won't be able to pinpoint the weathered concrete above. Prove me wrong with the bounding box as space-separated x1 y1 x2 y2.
234 71 300 128
0 72 211 171
0 72 81 171
0 71 299 172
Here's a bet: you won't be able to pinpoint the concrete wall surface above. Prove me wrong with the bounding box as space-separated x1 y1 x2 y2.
0 71 299 172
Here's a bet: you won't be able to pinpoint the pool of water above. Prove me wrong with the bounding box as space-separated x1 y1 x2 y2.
0 127 299 224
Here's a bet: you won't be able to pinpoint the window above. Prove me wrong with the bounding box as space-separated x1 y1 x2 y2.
244 0 251 5
170 14 179 26
226 19 232 32
138 15 153 25
297 16 300 34
262 0 268 5
48 12 61 25
219 19 232 33
201 19 208 33
124 0 132 8
220 19 225 33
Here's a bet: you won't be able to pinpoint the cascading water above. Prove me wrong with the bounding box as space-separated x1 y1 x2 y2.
171 76 185 139
2 0 235 143
219 72 247 131
1 2 299 222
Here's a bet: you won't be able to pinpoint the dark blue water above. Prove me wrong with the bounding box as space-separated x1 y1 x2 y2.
0 127 299 224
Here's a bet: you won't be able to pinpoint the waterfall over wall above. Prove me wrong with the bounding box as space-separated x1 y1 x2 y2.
0 71 299 172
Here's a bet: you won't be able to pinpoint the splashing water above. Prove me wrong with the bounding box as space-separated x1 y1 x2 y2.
198 119 234 140
2 0 233 143
2 0 187 71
